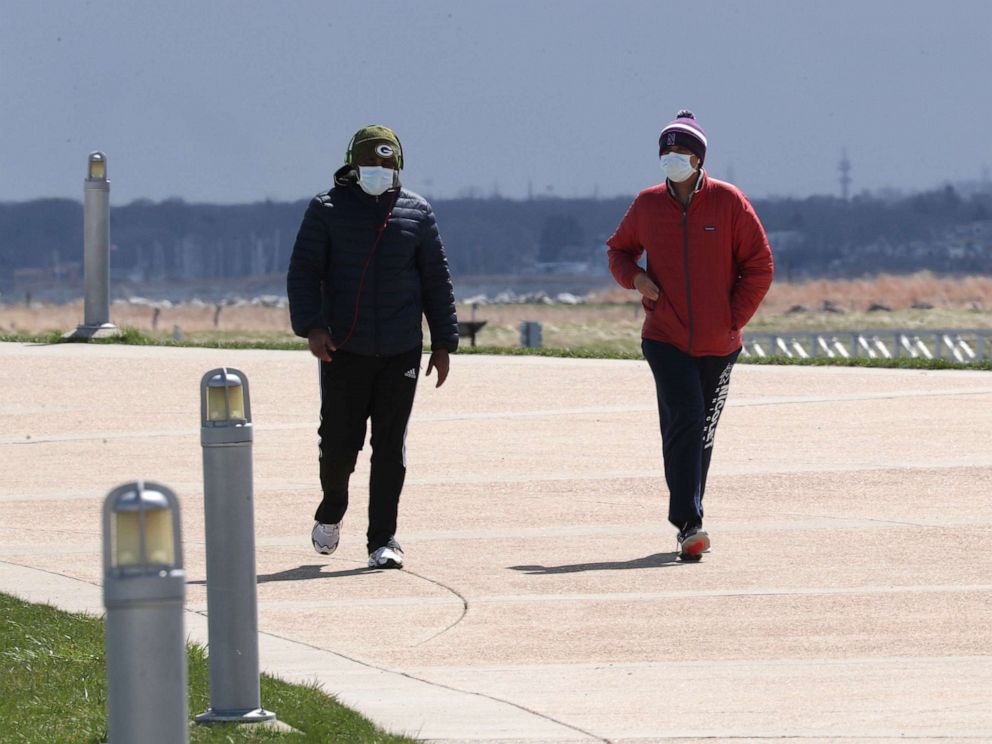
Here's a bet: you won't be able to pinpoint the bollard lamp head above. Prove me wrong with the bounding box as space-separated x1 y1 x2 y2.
103 481 182 575
87 151 107 181
201 368 251 426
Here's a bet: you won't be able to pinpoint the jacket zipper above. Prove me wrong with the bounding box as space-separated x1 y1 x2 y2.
372 195 380 355
681 206 693 353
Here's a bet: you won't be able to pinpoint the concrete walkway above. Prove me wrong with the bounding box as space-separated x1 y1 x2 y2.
1 341 991 743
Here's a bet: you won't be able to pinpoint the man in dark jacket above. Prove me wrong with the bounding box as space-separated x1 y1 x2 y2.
607 110 773 561
287 124 458 569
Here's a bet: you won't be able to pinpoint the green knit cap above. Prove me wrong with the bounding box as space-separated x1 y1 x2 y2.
346 125 403 169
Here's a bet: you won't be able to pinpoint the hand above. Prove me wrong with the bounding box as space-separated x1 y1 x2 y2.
307 328 336 362
425 349 450 388
633 271 660 302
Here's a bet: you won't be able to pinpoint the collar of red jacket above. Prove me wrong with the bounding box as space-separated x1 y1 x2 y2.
665 169 706 205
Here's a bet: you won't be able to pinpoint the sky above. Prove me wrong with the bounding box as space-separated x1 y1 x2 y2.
1 0 990 205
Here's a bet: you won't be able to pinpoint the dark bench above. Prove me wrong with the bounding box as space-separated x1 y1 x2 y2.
457 321 487 347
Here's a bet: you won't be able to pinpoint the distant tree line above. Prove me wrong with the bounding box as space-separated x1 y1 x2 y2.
2 185 991 293
758 185 992 279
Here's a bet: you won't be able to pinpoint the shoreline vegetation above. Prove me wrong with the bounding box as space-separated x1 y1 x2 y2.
1 272 990 369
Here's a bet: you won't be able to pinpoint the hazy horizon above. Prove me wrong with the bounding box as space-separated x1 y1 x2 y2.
0 177 984 209
3 0 990 205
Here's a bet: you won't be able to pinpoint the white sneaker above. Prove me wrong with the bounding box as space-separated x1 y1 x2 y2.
368 539 403 569
677 526 709 561
311 520 341 555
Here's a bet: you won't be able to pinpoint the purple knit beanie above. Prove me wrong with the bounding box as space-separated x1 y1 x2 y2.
658 110 708 164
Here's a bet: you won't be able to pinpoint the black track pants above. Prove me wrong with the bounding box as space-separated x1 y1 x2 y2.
641 339 740 531
314 346 421 552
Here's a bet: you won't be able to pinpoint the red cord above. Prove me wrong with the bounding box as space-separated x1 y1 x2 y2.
336 192 398 350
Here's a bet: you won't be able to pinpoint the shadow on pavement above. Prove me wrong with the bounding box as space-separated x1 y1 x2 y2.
508 552 683 574
256 564 377 582
188 564 375 585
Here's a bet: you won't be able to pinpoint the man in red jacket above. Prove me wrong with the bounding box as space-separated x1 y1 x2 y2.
607 110 774 561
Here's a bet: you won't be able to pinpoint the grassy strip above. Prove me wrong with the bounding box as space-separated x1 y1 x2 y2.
0 331 67 344
459 345 992 369
0 328 308 351
0 592 417 744
736 354 992 371
2 328 990 370
456 344 641 360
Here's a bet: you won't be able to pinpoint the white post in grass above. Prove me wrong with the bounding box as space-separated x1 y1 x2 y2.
68 152 119 340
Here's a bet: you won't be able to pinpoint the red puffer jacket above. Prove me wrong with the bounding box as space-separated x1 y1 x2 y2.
607 173 774 356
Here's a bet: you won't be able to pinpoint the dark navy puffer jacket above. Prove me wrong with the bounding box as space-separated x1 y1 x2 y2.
287 166 459 356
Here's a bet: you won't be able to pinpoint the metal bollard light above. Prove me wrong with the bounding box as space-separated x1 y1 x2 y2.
103 481 188 744
195 368 275 724
68 152 119 339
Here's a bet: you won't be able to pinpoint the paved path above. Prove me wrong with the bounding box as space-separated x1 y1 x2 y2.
1 341 991 743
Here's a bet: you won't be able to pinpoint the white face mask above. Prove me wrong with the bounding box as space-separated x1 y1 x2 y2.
660 152 696 183
357 166 397 196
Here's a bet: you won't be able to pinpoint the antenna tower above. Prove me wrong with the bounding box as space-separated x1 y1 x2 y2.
839 149 852 200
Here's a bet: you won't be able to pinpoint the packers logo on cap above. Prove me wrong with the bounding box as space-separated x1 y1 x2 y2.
346 125 404 169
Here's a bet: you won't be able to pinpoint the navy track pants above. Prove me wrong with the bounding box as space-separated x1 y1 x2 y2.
641 339 740 531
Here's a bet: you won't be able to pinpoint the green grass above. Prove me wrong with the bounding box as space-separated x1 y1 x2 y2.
733 354 992 371
457 345 992 369
2 326 990 371
0 330 66 344
457 344 641 360
0 327 308 351
0 592 417 744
